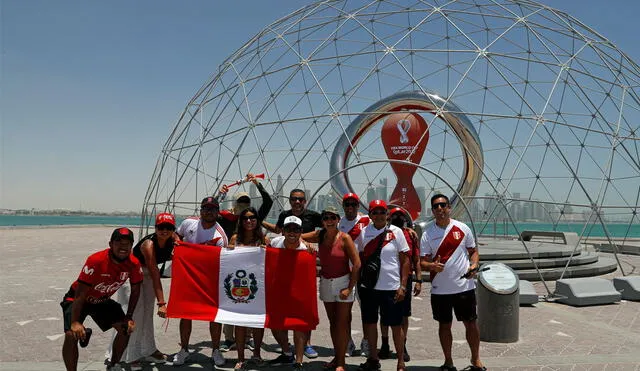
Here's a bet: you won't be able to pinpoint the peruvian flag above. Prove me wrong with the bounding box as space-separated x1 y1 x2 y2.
166 242 319 331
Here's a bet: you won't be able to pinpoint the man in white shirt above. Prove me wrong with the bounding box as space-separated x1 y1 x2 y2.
172 196 229 367
354 200 410 371
338 192 370 357
420 194 485 371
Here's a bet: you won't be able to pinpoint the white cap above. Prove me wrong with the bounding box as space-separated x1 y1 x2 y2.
283 215 302 227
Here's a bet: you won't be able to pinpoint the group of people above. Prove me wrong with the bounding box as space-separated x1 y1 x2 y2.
60 173 486 371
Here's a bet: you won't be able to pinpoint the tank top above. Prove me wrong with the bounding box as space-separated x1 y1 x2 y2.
318 231 351 279
132 233 174 265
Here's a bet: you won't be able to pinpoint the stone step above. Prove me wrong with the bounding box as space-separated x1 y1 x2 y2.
495 251 598 270
513 257 618 281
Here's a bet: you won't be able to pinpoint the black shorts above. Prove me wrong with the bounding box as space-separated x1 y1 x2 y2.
358 286 403 327
60 299 125 332
431 289 477 323
401 276 413 317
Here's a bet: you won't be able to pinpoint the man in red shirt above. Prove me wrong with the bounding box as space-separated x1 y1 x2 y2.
60 227 143 371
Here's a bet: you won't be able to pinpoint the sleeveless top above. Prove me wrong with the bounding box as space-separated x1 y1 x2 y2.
132 233 174 265
318 231 351 279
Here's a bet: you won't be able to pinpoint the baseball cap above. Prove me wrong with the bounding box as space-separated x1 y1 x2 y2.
389 207 406 216
342 193 360 202
321 206 340 217
110 227 134 242
155 212 176 227
234 192 251 203
283 215 302 227
368 199 387 211
201 196 219 208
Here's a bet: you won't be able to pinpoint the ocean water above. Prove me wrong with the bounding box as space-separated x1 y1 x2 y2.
0 215 143 227
472 221 640 238
2 214 638 238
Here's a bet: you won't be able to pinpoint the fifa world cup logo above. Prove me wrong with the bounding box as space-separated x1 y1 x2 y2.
381 112 429 220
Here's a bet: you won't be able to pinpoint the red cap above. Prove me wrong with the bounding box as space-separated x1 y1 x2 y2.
389 207 405 216
342 193 359 202
368 199 387 211
110 227 134 242
155 212 176 227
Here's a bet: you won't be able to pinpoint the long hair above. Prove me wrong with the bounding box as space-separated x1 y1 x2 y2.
235 207 265 245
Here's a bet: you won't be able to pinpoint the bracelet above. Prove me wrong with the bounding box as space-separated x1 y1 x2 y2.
157 302 166 307
399 286 406 292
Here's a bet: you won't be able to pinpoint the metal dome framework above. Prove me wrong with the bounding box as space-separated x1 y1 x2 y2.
143 0 640 291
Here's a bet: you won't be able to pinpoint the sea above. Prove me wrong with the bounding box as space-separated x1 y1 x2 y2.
2 214 638 238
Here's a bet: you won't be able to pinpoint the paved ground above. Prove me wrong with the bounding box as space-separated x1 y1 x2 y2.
2 226 640 370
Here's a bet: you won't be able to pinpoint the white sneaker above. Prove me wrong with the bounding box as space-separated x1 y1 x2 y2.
360 339 369 357
171 348 190 366
212 348 226 366
346 338 356 357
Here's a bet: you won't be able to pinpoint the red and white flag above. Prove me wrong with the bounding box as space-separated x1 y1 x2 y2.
166 242 319 331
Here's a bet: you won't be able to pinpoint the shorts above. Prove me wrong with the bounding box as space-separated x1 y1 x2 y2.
358 286 403 327
60 298 126 332
319 274 355 303
400 276 413 317
431 289 477 323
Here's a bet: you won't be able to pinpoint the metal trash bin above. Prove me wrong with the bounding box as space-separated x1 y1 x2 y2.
476 262 519 342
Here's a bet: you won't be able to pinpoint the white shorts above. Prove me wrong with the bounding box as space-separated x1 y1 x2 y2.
319 274 355 303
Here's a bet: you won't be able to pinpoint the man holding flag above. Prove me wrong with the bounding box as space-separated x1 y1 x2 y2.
171 196 229 367
420 194 485 371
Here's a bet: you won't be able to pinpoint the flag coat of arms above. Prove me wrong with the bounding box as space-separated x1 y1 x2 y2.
167 242 319 331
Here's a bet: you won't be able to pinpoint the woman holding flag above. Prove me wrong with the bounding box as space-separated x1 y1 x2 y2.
228 207 269 370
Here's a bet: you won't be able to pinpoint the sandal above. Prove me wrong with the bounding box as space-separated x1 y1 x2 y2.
323 358 337 369
440 365 457 371
462 366 486 371
358 358 381 371
234 361 247 370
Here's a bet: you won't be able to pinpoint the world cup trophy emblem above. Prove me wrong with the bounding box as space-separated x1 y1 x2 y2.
380 111 429 220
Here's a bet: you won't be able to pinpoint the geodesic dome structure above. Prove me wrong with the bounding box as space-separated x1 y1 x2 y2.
143 0 639 259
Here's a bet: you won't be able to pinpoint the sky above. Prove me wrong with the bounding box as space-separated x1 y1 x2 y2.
2 0 639 213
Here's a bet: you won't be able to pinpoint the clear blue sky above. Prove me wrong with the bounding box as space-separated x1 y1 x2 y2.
2 0 639 212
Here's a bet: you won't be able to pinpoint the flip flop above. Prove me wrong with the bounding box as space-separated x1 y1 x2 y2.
462 366 486 371
323 358 337 369
440 365 457 371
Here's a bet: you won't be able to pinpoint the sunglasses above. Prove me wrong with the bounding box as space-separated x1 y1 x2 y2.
201 207 219 212
343 202 358 207
284 226 302 233
370 210 387 216
322 214 339 221
432 202 449 209
242 215 258 221
289 197 306 202
156 225 175 231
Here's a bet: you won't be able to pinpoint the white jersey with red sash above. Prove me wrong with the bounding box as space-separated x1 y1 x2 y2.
354 224 409 290
177 217 228 247
419 219 476 294
339 214 370 241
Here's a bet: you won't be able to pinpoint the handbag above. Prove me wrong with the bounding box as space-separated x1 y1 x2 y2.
359 229 387 289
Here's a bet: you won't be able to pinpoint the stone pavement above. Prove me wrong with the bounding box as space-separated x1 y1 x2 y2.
1 226 640 370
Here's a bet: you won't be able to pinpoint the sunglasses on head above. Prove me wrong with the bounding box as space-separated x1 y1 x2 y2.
156 224 175 231
432 202 449 209
289 196 306 202
322 214 338 221
343 201 358 207
242 215 258 221
370 209 387 216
